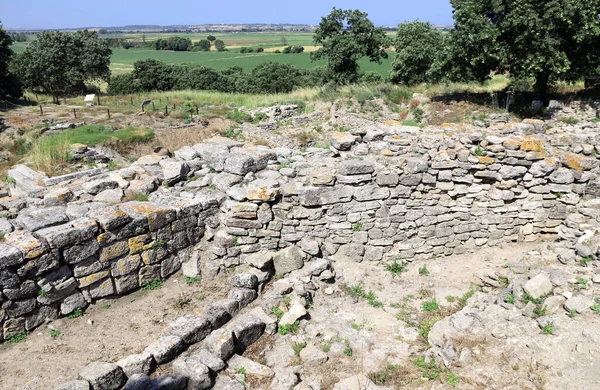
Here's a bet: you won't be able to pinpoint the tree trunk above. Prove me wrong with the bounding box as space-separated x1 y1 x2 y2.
534 73 550 102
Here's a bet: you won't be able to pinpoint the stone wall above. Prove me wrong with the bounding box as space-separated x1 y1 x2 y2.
2 117 600 339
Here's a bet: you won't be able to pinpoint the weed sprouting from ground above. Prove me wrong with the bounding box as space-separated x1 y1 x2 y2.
385 260 406 278
67 308 84 319
142 278 163 291
341 283 384 308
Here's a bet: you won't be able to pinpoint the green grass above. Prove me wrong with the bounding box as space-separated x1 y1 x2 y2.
385 260 406 278
142 278 163 291
67 308 84 319
341 283 384 308
418 265 429 276
522 290 547 305
352 222 362 232
344 347 353 356
108 47 394 76
414 357 443 380
576 278 588 290
505 293 515 304
542 322 555 335
234 367 247 375
6 331 27 344
184 276 200 284
580 256 594 266
197 295 206 301
49 329 61 338
30 125 153 176
278 322 300 335
422 299 440 312
272 306 284 319
292 341 307 356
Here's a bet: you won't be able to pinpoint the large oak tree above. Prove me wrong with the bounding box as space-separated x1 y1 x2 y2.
14 30 111 103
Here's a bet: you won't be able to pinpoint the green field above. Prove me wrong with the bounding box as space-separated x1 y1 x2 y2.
10 31 395 77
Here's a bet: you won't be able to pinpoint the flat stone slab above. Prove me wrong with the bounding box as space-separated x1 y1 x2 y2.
78 361 126 390
226 354 274 378
143 335 185 364
44 168 103 186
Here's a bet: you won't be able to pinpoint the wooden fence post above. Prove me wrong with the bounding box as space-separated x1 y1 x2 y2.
97 94 101 105
107 108 111 119
73 109 77 119
39 105 43 115
130 96 133 105
165 106 168 115
152 101 155 111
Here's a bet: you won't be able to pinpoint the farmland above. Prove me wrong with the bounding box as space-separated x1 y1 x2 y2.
10 31 395 76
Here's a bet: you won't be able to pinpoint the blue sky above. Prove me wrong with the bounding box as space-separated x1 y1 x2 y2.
2 0 454 30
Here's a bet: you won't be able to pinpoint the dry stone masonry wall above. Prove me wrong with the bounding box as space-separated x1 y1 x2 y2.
2 116 600 344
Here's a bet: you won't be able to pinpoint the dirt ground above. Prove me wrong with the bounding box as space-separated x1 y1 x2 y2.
0 271 231 390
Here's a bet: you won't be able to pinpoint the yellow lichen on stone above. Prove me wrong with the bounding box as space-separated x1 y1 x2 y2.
564 153 584 172
383 120 401 126
128 234 152 254
479 156 495 165
521 137 543 152
78 270 111 288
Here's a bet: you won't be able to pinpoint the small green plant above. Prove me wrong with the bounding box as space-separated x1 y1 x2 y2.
49 329 61 338
278 322 300 335
512 364 520 371
8 331 27 343
5 177 16 184
533 305 547 318
38 289 48 297
284 295 291 305
474 146 487 156
234 367 247 375
272 306 284 319
567 309 577 318
344 347 353 356
352 222 362 232
385 260 406 278
457 289 475 309
341 283 383 308
321 342 332 352
292 341 307 356
152 239 167 249
142 278 162 291
418 265 429 276
505 293 515 304
0 232 5 242
351 322 362 331
580 256 594 266
184 276 200 284
576 278 588 290
560 117 579 125
445 296 455 303
414 357 443 380
447 373 459 387
542 322 555 335
522 290 546 305
591 298 600 315
422 299 439 312
67 308 84 319
135 193 149 201
107 160 119 171
553 192 564 199
101 303 111 310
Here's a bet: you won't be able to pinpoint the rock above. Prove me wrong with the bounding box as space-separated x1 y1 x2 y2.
159 160 189 185
273 245 307 275
116 353 154 376
202 328 235 360
94 189 124 204
81 178 119 195
298 236 320 256
299 344 328 366
523 273 553 299
279 303 307 326
225 153 256 175
171 355 211 390
330 132 358 151
78 362 127 390
143 335 185 364
228 287 258 308
564 295 594 314
332 374 391 390
187 349 226 372
543 295 566 315
231 273 259 289
166 315 212 344
212 376 245 390
16 206 68 232
230 315 266 352
339 160 374 175
549 167 575 184
227 354 274 378
54 380 90 390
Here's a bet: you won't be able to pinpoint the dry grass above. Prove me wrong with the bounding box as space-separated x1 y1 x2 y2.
128 123 222 156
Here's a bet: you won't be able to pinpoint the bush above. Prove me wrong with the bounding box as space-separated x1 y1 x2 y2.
107 73 142 94
250 62 306 94
256 47 264 53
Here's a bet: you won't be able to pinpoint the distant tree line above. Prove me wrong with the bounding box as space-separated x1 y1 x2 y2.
107 59 334 94
9 32 28 42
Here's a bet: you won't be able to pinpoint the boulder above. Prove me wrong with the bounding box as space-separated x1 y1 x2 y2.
78 362 126 390
523 273 553 299
273 246 307 275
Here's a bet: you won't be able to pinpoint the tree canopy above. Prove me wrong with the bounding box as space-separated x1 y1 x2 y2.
443 0 600 97
312 8 389 84
389 21 444 85
214 39 226 52
0 23 22 99
14 30 111 102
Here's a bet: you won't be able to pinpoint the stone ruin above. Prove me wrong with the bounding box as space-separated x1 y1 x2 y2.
2 114 600 388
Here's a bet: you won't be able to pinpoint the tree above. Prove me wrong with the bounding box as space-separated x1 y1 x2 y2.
132 59 174 91
14 30 111 103
0 23 22 98
214 39 226 52
389 21 444 85
446 0 600 98
250 62 305 93
311 8 389 84
207 35 216 42
98 28 108 34
195 39 211 52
